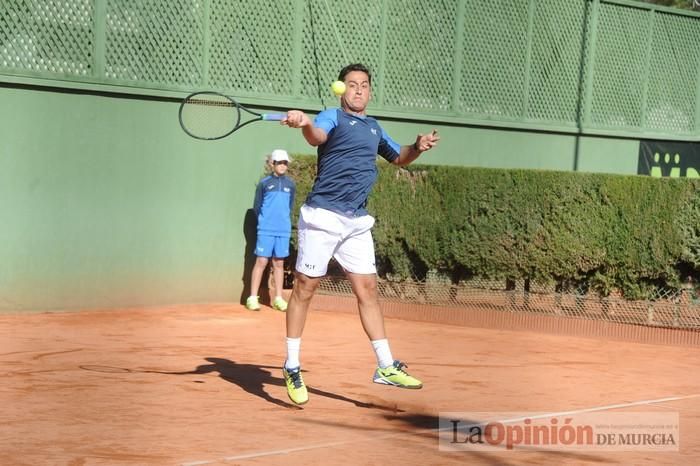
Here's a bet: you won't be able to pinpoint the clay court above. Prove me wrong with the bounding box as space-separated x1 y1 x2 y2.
1 298 699 466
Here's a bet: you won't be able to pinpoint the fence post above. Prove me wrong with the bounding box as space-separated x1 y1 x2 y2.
677 278 693 327
695 48 700 136
202 0 210 87
375 0 390 107
554 280 563 315
506 279 517 311
523 278 531 311
581 0 601 130
92 0 106 80
290 0 304 98
450 0 467 114
639 8 655 131
521 0 536 119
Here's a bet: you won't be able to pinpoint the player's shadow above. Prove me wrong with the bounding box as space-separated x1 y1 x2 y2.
177 357 400 411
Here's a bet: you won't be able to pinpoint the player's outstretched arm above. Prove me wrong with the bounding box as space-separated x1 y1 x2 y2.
282 110 328 147
393 129 440 166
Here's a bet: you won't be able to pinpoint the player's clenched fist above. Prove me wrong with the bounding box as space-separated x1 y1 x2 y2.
282 110 310 128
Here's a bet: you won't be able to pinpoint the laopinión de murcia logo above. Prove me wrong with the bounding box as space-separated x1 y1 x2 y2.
439 412 679 452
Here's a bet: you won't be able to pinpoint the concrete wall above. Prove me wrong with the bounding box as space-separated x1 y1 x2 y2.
0 84 641 311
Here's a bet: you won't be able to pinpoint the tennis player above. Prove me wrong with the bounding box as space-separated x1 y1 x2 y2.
280 63 440 405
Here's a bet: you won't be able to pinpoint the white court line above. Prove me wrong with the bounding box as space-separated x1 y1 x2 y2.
486 393 700 425
181 393 700 466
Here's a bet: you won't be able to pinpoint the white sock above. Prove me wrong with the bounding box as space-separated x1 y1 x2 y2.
371 339 394 369
285 337 301 369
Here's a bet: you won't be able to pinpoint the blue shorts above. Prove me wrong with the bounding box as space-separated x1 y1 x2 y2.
255 234 290 258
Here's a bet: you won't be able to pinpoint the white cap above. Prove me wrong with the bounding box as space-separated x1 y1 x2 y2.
270 149 289 162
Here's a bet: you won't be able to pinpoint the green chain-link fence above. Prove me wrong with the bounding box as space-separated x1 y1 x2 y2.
2 0 699 138
315 275 700 333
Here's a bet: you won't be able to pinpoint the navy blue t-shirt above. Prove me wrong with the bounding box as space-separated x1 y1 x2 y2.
306 108 401 217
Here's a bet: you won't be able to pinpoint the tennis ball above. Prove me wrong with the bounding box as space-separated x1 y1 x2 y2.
331 80 346 96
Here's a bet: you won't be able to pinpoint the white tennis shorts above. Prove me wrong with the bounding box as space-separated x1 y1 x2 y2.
295 204 376 277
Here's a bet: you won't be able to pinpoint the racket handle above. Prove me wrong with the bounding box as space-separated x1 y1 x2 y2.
262 113 285 121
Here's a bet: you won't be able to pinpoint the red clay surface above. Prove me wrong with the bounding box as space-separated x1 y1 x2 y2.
1 302 699 465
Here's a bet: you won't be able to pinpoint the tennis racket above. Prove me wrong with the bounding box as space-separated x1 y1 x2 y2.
179 91 286 140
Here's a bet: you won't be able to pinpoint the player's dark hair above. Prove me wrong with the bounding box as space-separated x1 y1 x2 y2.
338 63 372 84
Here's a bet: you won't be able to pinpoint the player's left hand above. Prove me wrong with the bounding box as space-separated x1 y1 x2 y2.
414 130 440 152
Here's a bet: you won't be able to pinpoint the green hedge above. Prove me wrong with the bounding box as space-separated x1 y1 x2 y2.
287 155 700 299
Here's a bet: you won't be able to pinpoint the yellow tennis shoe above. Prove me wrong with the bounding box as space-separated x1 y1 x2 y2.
245 296 260 311
283 366 308 405
272 296 288 311
373 360 423 389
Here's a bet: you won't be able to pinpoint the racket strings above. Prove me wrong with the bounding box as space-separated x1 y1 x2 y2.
185 98 236 108
180 93 240 140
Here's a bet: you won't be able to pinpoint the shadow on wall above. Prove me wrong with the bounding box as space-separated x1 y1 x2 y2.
240 208 270 305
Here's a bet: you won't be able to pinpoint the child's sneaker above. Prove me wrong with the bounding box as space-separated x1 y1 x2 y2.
272 296 288 311
373 360 422 389
245 296 260 311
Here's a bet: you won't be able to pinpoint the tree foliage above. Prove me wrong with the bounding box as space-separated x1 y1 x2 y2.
288 155 700 299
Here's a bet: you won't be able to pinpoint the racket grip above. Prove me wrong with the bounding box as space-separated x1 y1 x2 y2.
262 113 286 121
